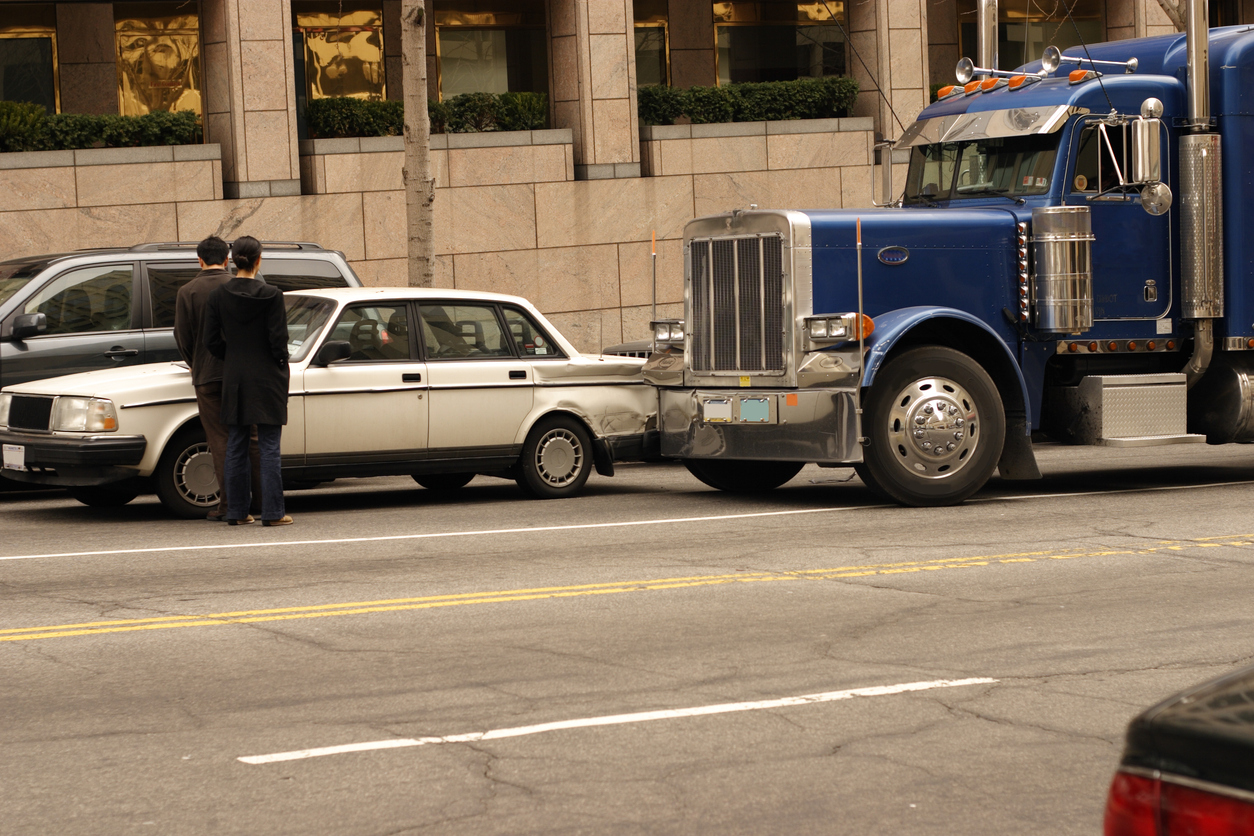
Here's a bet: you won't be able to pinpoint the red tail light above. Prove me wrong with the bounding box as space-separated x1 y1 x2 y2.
1105 770 1254 836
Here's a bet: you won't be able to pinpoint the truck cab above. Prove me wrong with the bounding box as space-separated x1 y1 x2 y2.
645 24 1254 506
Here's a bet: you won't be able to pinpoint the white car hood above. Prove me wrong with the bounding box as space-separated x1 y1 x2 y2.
532 354 646 384
3 362 194 403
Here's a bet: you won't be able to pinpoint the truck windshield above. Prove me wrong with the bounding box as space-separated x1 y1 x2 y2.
903 133 1061 204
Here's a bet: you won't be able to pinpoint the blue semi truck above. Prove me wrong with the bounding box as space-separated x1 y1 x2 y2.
643 5 1253 506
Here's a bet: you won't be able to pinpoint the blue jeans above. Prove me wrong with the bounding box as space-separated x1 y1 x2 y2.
226 423 284 521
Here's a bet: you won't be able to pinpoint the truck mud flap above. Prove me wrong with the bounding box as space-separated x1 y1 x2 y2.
997 413 1041 480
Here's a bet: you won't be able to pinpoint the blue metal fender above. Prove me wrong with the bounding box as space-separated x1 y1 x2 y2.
861 306 1030 432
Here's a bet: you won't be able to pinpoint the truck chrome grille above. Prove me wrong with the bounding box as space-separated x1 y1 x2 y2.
690 235 785 373
9 395 53 432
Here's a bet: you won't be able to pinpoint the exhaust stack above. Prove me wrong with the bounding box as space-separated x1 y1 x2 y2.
977 0 998 74
1179 0 1223 387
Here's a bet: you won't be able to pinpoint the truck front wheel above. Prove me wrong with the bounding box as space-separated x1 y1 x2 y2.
684 459 804 493
855 346 1004 507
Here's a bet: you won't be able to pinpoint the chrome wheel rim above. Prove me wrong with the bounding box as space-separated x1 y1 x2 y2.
534 429 584 487
885 376 980 480
175 442 220 506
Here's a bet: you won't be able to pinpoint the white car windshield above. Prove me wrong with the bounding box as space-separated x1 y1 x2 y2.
284 294 336 362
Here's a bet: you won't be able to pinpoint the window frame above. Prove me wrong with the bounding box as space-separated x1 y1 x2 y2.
22 261 140 337
324 300 419 364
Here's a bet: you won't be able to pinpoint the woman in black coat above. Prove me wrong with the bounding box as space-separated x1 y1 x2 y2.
204 236 292 526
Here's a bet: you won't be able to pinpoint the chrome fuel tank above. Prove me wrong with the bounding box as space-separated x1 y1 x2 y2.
1031 205 1094 333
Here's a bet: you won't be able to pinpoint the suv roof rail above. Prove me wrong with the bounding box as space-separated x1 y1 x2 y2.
127 241 326 252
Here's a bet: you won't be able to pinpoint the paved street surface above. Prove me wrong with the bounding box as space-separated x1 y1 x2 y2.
3 442 1254 835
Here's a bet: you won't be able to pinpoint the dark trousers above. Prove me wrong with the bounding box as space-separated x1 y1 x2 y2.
194 382 261 516
226 423 284 521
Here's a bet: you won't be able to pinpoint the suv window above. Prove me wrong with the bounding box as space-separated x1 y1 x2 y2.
147 257 352 328
25 264 135 334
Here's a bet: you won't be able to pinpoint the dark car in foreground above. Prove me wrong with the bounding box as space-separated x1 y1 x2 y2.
1104 664 1254 834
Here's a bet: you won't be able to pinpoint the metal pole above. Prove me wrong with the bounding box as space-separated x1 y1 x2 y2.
857 217 865 413
651 230 657 324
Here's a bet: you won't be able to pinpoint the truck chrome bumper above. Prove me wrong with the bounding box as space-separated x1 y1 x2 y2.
658 388 861 463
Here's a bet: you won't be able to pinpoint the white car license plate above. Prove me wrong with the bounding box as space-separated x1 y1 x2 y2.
3 444 26 472
702 398 732 423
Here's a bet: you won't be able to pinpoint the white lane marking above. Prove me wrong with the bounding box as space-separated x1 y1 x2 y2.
3 478 1252 564
0 505 889 562
238 677 998 765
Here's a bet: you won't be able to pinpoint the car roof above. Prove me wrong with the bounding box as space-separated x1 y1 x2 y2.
0 241 333 267
289 286 540 307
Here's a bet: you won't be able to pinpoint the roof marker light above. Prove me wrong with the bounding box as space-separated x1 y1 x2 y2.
1008 74 1041 91
980 77 1008 92
1069 69 1099 84
936 85 964 100
963 80 982 95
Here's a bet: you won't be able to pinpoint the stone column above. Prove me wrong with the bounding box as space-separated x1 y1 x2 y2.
850 0 929 142
56 4 119 115
927 0 961 89
202 0 301 198
548 0 640 179
667 0 715 88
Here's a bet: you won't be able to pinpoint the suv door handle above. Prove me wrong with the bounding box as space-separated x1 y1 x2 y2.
104 347 140 358
402 373 422 382
509 370 527 380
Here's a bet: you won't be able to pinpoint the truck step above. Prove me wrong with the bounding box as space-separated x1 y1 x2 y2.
1068 373 1204 446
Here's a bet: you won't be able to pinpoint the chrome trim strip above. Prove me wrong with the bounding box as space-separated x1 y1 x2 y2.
533 380 649 388
297 386 429 396
426 382 533 391
1117 766 1254 805
120 396 198 409
896 105 1089 148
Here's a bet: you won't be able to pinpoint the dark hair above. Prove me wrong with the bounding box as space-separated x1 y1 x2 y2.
231 236 262 272
196 235 229 266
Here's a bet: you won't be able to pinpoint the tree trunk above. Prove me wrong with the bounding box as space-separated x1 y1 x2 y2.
401 0 434 287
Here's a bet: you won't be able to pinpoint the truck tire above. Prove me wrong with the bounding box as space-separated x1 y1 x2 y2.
515 415 592 499
70 484 140 508
154 427 221 519
413 473 475 490
855 346 1004 507
684 459 804 493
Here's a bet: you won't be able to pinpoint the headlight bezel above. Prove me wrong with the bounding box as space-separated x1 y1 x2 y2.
0 392 10 428
650 319 685 346
804 313 874 345
51 396 119 433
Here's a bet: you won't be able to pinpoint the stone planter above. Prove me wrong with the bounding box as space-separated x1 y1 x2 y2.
640 117 874 177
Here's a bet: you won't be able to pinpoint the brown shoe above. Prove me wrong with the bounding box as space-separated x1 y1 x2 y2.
262 515 293 527
226 515 255 526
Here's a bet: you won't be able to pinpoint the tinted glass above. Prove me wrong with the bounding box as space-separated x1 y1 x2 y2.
420 304 512 359
25 264 135 334
257 258 353 292
329 303 412 361
284 295 336 362
147 262 201 328
1072 123 1127 194
0 260 50 307
502 307 563 358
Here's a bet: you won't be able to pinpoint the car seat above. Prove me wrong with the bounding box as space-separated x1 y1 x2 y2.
348 318 383 360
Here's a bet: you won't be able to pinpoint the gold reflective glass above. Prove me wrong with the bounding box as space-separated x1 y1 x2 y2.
714 1 844 24
955 0 1102 68
294 6 386 101
434 0 545 27
635 25 669 87
114 4 201 117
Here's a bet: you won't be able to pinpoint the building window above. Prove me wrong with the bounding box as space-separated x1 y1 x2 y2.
114 2 202 117
714 1 847 85
957 0 1102 70
634 0 669 87
292 2 386 102
434 1 547 99
0 4 58 113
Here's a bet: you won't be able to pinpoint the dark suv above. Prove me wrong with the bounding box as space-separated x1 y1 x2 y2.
0 241 362 388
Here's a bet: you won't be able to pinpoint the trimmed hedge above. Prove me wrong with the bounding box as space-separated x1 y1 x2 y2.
0 102 201 152
638 76 859 126
306 91 549 139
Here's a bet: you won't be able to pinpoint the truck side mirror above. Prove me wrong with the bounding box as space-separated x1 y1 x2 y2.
1131 98 1171 215
313 339 351 366
10 312 47 341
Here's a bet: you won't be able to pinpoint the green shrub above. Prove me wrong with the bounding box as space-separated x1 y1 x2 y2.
0 104 202 152
637 84 684 126
498 91 548 131
445 92 500 132
682 85 735 124
306 97 402 139
638 76 859 126
428 98 450 134
0 101 48 152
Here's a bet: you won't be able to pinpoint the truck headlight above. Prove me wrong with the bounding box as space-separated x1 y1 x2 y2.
651 319 685 346
52 397 118 432
805 314 874 343
0 393 10 428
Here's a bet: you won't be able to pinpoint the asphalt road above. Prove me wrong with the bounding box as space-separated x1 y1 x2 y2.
3 442 1254 835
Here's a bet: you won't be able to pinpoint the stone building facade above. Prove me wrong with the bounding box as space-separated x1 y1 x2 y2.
0 0 1228 352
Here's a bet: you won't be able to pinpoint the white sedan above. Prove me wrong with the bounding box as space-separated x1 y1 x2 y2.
0 287 659 517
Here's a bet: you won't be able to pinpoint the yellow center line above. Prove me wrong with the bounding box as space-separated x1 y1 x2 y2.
4 534 1254 644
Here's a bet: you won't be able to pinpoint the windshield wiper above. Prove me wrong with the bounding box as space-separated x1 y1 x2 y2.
956 187 1026 205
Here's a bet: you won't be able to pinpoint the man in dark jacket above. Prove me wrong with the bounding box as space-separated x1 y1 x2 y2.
174 235 259 522
204 236 293 526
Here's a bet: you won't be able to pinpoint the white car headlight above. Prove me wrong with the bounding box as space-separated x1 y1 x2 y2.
0 393 10 428
52 397 118 432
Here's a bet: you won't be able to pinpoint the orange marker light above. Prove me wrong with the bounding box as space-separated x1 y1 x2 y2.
1247 338 1254 349
1127 341 1138 351
1069 69 1096 84
964 80 982 94
1108 341 1119 352
937 85 957 98
1008 75 1026 90
786 393 799 406
1167 340 1177 350
856 314 875 340
1089 342 1099 352
980 78 998 91
1147 341 1157 351
1068 342 1078 352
